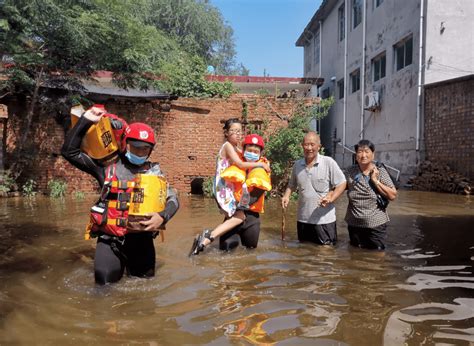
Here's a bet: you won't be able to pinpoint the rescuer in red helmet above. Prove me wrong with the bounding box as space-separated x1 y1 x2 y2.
62 106 179 285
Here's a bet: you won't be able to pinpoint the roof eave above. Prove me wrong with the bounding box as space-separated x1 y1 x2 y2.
295 0 339 47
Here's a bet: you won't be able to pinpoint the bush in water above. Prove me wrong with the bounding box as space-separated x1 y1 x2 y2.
47 179 67 198
202 176 215 198
73 190 85 200
22 179 37 197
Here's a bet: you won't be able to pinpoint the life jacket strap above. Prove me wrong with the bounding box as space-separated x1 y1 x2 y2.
107 217 127 227
111 180 135 189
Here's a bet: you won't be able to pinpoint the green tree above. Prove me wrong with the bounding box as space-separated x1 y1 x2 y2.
0 0 182 169
265 97 335 194
158 55 236 98
135 0 239 75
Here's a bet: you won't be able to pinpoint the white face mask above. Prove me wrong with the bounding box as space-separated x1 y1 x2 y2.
244 151 260 162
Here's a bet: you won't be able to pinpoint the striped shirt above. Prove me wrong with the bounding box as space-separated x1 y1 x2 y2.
344 164 395 228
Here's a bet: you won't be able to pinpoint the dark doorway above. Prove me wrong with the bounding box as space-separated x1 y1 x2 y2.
190 177 204 195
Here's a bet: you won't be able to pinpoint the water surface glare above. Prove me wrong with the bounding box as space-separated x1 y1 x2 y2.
0 191 473 345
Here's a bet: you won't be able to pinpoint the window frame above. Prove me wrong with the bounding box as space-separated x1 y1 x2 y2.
350 69 361 93
337 78 345 99
394 35 413 71
372 52 386 82
314 31 320 65
352 0 362 29
304 45 312 75
338 4 345 42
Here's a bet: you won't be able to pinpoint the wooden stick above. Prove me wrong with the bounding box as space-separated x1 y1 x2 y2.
281 207 286 241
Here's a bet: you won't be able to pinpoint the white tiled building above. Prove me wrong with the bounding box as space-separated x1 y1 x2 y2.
296 0 474 178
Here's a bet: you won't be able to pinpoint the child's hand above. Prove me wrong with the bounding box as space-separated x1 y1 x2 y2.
260 162 271 172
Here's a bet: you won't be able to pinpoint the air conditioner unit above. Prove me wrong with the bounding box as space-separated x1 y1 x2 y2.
364 91 380 111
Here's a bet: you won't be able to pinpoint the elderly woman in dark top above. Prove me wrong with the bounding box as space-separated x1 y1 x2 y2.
344 139 397 250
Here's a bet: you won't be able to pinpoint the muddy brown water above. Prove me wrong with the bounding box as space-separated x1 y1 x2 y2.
0 191 473 345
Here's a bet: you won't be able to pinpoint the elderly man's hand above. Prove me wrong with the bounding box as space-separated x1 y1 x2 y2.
319 192 334 207
140 212 164 231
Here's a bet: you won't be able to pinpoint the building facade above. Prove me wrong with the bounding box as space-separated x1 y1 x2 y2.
296 0 474 178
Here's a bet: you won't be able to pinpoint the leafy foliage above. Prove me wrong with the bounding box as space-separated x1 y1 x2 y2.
73 190 85 200
0 0 240 97
21 179 37 197
202 176 215 198
265 97 335 194
0 170 16 193
47 179 67 198
158 55 236 98
135 0 239 75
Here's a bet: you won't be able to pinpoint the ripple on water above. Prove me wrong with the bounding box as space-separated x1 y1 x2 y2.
384 298 474 344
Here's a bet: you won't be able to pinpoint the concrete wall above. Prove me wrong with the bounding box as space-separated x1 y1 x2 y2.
424 75 474 180
424 0 474 85
300 0 473 179
302 0 422 177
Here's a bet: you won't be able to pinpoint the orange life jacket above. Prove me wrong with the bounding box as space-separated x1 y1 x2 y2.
89 163 134 237
233 157 271 214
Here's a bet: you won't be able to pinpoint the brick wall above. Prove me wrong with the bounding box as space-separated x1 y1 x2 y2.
3 94 308 194
424 75 474 180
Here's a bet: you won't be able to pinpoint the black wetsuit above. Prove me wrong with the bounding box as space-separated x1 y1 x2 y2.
62 116 179 285
219 189 265 251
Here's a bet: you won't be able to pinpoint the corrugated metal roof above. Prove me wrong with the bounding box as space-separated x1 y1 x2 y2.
82 77 170 99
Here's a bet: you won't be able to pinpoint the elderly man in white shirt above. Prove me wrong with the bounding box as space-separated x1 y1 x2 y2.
281 132 346 245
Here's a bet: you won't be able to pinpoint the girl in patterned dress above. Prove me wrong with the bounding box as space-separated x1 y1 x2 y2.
189 118 270 255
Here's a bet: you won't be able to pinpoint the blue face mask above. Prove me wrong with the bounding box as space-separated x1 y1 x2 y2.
244 151 260 162
125 151 147 165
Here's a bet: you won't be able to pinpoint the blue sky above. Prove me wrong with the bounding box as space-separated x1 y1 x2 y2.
211 0 322 77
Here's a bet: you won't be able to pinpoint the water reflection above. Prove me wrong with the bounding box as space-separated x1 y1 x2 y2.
0 191 473 344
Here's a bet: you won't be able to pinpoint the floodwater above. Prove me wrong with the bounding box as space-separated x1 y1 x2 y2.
0 191 473 345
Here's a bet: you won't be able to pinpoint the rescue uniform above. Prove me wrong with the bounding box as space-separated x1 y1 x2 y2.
62 116 179 284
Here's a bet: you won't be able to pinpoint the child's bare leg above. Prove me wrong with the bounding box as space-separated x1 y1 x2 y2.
202 210 246 246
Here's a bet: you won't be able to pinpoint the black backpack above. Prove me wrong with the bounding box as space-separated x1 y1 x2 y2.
369 161 400 209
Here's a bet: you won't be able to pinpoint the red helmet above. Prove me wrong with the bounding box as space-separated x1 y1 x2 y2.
123 123 156 148
243 134 264 149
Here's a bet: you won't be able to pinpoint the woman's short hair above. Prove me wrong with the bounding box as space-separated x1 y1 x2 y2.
354 139 375 152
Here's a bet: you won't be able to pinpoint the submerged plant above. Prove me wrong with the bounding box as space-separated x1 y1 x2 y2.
73 190 85 200
202 176 215 198
22 179 37 197
47 179 67 198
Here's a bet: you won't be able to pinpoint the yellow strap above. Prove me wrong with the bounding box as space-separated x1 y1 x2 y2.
84 221 93 240
106 218 127 226
111 180 135 189
107 200 130 209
